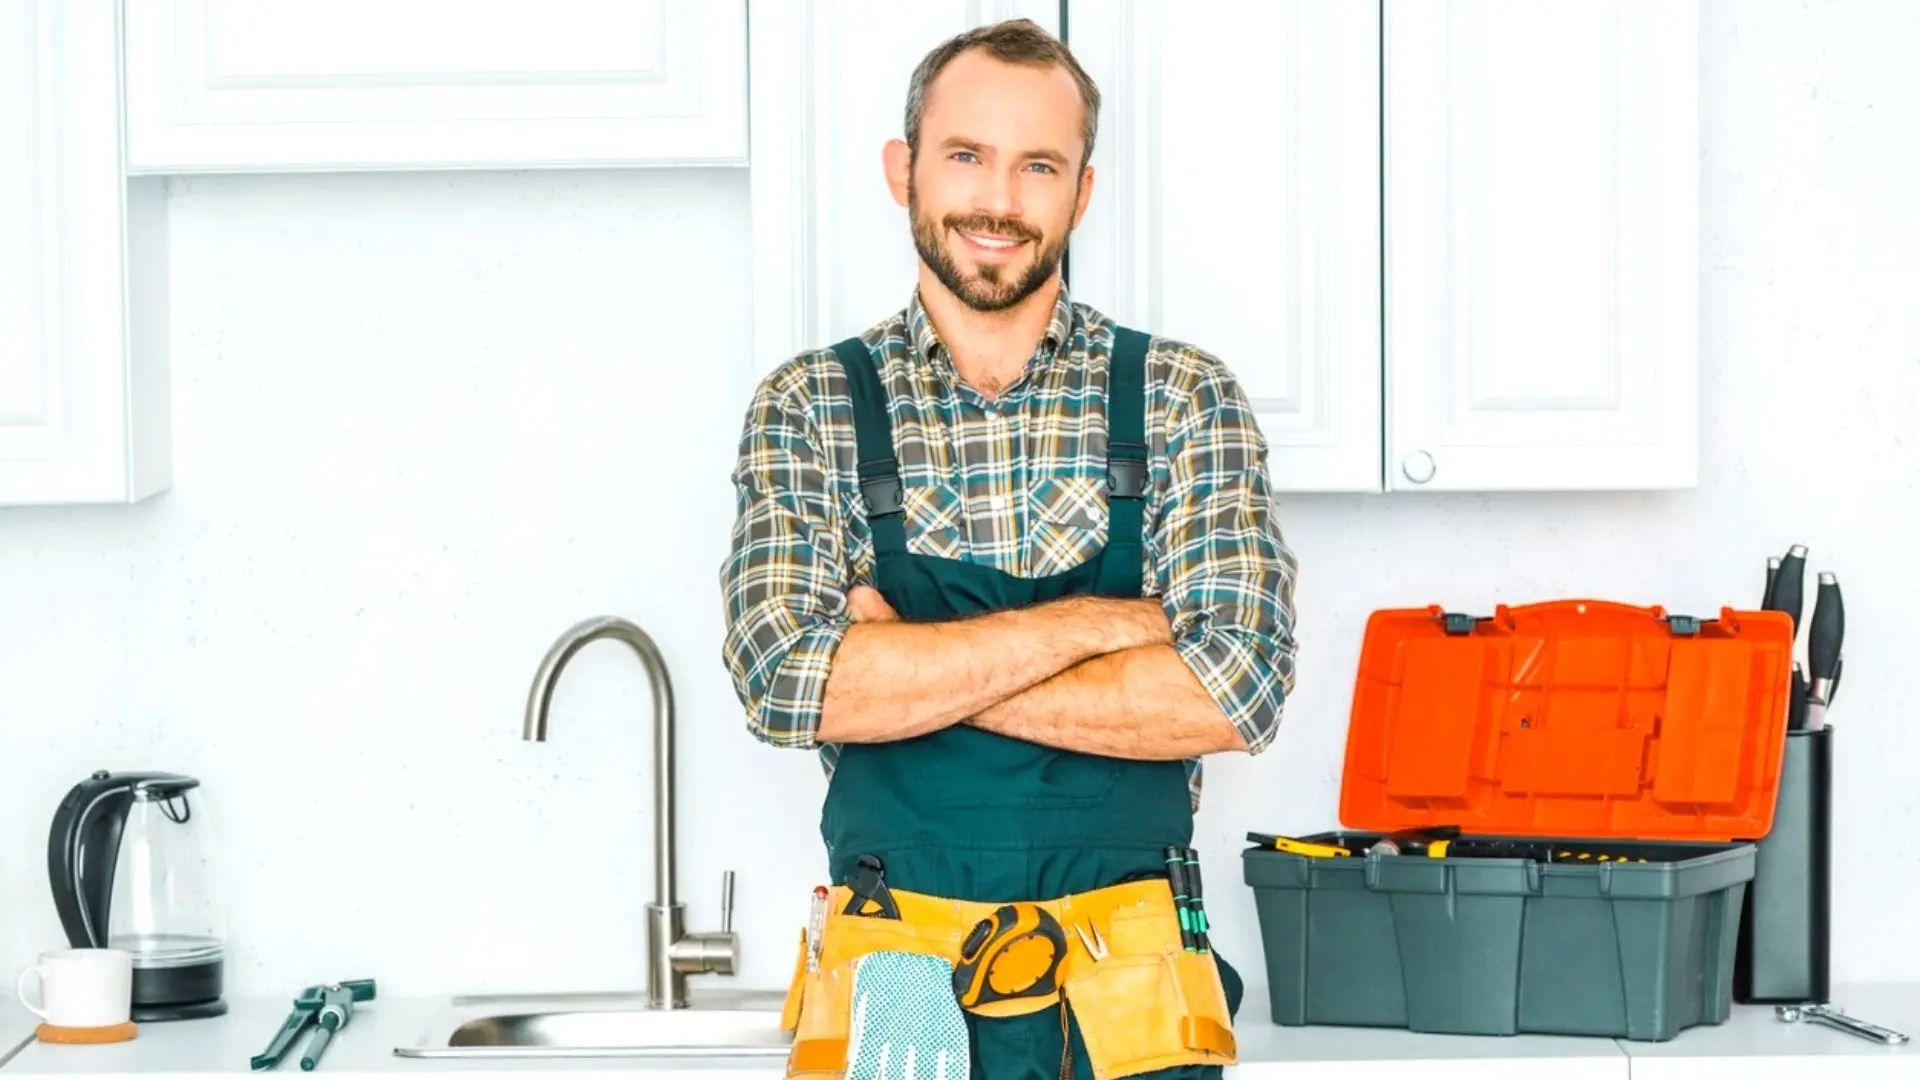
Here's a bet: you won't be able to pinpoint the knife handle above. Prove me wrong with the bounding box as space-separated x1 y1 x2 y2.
1765 557 1781 608
1807 573 1843 686
1788 663 1810 731
1773 544 1808 638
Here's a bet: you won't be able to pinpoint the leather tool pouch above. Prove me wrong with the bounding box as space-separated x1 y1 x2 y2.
778 881 1236 1080
779 910 957 1079
1060 904 1238 1080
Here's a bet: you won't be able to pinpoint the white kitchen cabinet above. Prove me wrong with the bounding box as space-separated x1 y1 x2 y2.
1065 0 1700 494
1066 0 1384 493
1383 0 1699 491
121 0 749 173
1 0 171 506
749 0 1060 374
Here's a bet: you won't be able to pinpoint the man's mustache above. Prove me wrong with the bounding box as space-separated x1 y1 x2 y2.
944 214 1041 243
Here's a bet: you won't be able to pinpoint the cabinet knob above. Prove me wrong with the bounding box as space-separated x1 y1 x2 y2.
1401 451 1437 484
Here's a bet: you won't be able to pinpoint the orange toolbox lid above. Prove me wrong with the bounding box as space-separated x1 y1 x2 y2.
1339 600 1797 843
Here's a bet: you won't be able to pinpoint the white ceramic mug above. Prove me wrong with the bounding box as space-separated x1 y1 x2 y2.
15 948 132 1028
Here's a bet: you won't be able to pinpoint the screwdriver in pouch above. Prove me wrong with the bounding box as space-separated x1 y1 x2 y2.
1161 846 1197 951
1181 849 1211 954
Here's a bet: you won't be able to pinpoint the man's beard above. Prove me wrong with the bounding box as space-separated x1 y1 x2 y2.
909 181 1070 314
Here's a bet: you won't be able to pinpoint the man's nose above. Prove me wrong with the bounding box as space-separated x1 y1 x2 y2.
972 167 1025 219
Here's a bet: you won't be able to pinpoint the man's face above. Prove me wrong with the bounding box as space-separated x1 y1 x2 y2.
895 50 1094 314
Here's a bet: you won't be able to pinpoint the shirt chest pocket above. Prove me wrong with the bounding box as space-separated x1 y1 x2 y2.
1028 474 1110 576
899 482 968 561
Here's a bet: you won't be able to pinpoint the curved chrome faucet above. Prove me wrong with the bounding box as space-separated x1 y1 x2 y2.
524 615 739 1009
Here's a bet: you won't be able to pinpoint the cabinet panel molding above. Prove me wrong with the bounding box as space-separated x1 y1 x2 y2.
122 0 749 172
1066 0 1384 493
1384 0 1700 491
1 0 170 506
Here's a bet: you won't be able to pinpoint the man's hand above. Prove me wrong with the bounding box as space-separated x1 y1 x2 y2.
967 644 1246 759
816 593 1170 745
847 585 899 623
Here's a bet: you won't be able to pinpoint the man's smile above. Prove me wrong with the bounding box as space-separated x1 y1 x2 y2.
957 228 1029 255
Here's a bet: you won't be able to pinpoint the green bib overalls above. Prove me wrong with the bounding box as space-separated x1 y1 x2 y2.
818 325 1245 1080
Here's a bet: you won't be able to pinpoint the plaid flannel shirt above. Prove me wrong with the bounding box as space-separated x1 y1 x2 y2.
719 287 1299 810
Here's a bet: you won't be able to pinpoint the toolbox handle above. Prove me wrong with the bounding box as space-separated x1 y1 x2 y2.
1428 605 1518 636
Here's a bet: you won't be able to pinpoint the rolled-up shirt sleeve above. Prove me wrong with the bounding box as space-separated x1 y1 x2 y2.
1153 355 1300 754
719 368 850 750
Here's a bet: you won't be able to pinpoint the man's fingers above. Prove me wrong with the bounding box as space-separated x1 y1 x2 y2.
849 584 899 622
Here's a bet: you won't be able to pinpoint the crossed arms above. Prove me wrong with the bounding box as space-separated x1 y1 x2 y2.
820 584 1237 759
719 352 1299 762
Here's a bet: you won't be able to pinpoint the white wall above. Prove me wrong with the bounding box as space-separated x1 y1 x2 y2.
3 0 1918 1003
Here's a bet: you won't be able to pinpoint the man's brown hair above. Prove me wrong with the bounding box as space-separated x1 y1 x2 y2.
903 18 1102 169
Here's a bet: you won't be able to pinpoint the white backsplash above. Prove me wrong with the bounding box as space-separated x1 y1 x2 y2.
4 0 1920 1001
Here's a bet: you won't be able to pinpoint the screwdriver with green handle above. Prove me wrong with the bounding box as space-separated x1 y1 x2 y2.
251 979 377 1071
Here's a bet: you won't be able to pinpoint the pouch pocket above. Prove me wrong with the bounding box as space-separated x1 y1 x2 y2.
784 913 959 1080
781 928 808 1033
1064 948 1237 1080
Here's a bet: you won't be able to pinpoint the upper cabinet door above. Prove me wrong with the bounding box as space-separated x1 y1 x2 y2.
121 0 749 173
1067 0 1384 493
1 0 170 506
748 1 1059 376
1383 0 1700 492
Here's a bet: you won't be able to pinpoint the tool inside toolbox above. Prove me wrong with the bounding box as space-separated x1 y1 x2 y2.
1248 828 1728 864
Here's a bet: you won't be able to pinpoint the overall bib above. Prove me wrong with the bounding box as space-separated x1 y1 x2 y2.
815 326 1245 1080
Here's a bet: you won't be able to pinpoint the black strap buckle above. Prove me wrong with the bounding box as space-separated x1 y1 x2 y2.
858 462 904 518
860 476 903 517
1107 441 1148 500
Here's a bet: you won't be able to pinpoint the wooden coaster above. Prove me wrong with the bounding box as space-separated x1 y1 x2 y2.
36 1021 137 1045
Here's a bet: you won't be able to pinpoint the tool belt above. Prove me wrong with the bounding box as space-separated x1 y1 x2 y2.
780 877 1236 1080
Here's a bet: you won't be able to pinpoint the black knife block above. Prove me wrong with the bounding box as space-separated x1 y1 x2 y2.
1733 725 1833 1004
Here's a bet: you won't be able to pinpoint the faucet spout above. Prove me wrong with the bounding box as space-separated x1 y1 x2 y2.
524 615 738 1009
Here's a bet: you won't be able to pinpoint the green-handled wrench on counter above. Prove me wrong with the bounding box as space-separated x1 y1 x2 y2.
250 980 377 1071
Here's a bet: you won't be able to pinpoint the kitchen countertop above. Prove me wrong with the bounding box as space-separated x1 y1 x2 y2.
1 999 32 1070
0 986 1913 1079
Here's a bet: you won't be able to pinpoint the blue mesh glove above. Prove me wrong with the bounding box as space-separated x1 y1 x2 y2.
845 950 970 1080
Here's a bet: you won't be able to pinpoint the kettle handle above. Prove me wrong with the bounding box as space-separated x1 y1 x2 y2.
46 770 199 950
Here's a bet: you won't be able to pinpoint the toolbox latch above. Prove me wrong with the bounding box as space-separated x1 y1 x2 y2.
1441 612 1479 636
1665 614 1701 636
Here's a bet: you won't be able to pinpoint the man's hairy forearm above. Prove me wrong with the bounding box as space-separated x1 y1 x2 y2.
967 645 1245 759
817 596 1166 743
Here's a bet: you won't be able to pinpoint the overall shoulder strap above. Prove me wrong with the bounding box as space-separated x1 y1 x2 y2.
827 337 908 557
1106 326 1150 504
1100 326 1152 595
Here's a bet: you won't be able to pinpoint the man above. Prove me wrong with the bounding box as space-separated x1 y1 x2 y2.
721 18 1298 1080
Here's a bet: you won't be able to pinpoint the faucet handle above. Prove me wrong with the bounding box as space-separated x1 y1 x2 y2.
720 869 735 934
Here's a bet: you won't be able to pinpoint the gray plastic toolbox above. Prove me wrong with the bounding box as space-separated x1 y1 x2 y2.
1243 832 1755 1040
1241 600 1793 1042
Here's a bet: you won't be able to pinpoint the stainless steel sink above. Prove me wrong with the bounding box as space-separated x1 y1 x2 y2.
392 988 793 1059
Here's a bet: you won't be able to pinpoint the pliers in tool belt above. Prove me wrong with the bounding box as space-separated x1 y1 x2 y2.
842 854 901 919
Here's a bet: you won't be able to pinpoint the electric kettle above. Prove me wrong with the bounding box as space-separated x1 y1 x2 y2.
47 770 230 1021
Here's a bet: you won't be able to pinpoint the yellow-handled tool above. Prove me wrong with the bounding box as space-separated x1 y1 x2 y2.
1246 832 1352 858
